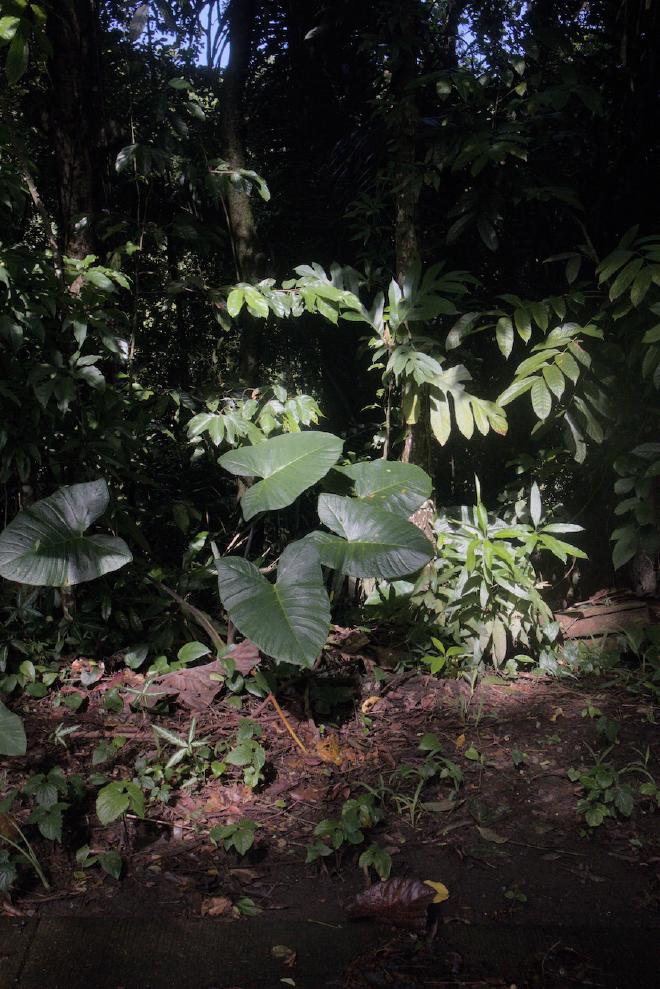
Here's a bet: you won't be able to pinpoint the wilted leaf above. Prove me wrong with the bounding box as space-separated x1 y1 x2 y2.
145 660 224 711
228 639 261 675
346 877 446 931
423 880 450 903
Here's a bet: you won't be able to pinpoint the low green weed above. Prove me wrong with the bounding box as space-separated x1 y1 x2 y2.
210 818 258 856
306 793 391 878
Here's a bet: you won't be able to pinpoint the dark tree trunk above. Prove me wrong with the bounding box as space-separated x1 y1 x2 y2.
45 0 104 259
389 0 428 471
392 1 462 473
221 0 265 385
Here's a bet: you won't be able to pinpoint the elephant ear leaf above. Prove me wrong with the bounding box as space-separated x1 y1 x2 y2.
218 431 343 521
0 479 132 586
311 495 433 579
334 460 432 517
0 701 26 756
215 541 330 667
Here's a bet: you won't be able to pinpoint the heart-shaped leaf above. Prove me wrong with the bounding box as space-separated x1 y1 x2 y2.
219 432 343 521
312 495 433 578
216 541 330 667
334 460 432 517
0 701 26 756
0 480 132 586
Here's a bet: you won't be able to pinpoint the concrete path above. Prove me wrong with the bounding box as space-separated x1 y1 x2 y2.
1 917 658 988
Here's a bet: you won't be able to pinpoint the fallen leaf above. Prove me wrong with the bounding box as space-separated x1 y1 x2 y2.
290 784 328 803
328 626 370 653
229 867 260 881
316 734 343 766
200 895 234 917
271 944 297 967
346 877 445 931
361 695 380 715
145 660 224 711
422 798 457 814
70 658 105 686
423 880 450 903
550 706 564 722
228 639 261 675
476 826 508 844
455 733 466 749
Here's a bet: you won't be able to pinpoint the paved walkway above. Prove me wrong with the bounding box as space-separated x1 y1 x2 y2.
1 917 658 988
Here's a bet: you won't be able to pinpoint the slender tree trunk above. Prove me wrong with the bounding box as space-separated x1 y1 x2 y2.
392 1 461 473
389 1 431 472
45 0 104 259
220 0 265 385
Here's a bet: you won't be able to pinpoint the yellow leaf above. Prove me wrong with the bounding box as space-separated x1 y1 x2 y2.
455 733 466 749
423 880 449 903
316 734 343 765
550 706 564 722
361 695 380 715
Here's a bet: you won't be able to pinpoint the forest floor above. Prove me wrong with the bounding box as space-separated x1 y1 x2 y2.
1 643 659 988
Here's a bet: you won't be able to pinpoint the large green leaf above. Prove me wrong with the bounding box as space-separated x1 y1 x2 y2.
334 460 432 517
0 480 132 587
216 541 330 667
312 495 433 578
0 701 26 756
219 432 343 521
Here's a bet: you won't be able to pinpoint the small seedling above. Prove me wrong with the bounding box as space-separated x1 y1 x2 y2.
96 779 145 825
504 884 527 903
306 793 384 864
568 746 634 827
75 844 123 879
50 722 79 748
0 795 50 890
210 819 258 856
358 842 392 880
152 717 211 770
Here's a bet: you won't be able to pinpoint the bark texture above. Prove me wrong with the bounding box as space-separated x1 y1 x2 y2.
220 0 265 385
45 0 104 258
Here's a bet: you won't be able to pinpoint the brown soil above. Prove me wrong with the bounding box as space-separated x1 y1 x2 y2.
2 661 659 986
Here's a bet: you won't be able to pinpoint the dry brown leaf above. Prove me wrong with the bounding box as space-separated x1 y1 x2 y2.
328 626 370 653
315 734 343 766
347 877 441 931
229 639 261 675
290 783 328 803
361 695 380 715
200 895 233 917
145 660 224 711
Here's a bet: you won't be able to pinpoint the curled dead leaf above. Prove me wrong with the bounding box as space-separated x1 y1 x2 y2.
347 877 448 931
361 695 380 715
